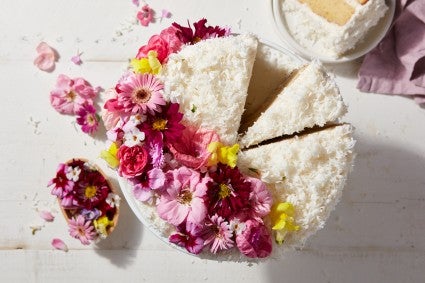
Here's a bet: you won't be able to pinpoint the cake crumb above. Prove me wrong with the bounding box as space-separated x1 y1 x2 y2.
29 224 44 235
28 117 42 135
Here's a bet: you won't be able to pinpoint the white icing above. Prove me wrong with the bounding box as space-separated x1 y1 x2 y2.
282 0 389 58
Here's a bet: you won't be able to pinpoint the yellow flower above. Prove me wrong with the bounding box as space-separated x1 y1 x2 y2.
100 142 119 169
207 142 240 168
94 216 114 239
270 202 299 245
131 50 162 74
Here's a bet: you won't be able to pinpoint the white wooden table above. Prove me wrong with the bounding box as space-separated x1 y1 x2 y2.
1 0 424 282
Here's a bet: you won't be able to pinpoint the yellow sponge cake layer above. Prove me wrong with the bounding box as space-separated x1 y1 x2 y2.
298 0 355 26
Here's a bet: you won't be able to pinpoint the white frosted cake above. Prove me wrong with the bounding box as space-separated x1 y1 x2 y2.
282 0 389 58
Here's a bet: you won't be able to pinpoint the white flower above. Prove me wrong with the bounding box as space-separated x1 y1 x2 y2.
106 193 121 208
123 127 145 147
123 114 146 132
229 219 246 235
65 166 81 182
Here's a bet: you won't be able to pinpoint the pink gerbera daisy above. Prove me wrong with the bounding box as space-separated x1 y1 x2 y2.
204 214 234 254
76 103 99 134
68 215 97 245
116 73 165 115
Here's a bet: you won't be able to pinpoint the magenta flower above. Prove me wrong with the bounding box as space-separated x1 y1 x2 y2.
235 220 272 258
137 4 154 27
132 168 166 203
157 167 209 226
204 214 234 254
68 215 97 245
117 145 149 178
48 163 74 198
169 222 205 254
50 74 98 115
172 19 230 45
74 171 109 209
76 103 99 134
206 164 253 219
116 73 165 115
168 125 219 170
144 103 185 143
247 176 273 219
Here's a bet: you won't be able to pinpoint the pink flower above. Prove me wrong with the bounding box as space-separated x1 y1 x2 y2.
247 176 273 219
132 168 166 202
50 74 98 115
172 19 230 45
117 145 149 178
51 238 68 252
204 214 234 254
161 9 171 20
71 52 82 65
68 215 97 245
34 42 56 72
169 222 204 254
157 167 209 226
136 26 182 63
168 126 219 170
132 0 139 6
48 163 74 198
144 103 185 143
236 220 272 258
76 103 99 134
137 4 154 27
116 73 165 115
102 90 121 130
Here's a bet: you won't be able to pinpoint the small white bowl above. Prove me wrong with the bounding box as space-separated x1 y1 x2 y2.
270 0 396 64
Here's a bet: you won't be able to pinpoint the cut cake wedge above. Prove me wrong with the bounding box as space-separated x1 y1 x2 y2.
160 34 258 145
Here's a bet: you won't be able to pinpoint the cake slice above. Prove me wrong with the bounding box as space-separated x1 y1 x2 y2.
282 0 388 57
240 60 346 148
160 34 258 145
238 124 355 248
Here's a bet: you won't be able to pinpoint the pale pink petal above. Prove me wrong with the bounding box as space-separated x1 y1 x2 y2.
39 210 55 222
51 238 68 252
34 42 56 72
71 53 82 65
132 0 139 6
187 197 206 224
161 9 171 19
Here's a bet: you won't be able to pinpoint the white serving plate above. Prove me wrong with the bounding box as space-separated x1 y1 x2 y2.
270 0 396 63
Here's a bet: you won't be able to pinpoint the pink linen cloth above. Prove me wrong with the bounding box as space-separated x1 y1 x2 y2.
357 0 425 105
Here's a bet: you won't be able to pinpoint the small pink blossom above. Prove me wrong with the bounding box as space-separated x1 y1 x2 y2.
161 9 171 20
137 4 154 27
236 220 272 258
117 145 149 178
48 163 74 198
39 210 55 222
169 222 204 254
168 126 219 170
76 103 99 134
132 0 139 6
132 168 166 203
247 176 273 219
157 167 209 226
68 215 97 245
51 238 68 252
34 42 57 72
71 52 82 65
204 214 234 254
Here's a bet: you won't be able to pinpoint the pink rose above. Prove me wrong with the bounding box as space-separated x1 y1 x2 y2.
117 145 148 178
168 126 219 170
236 220 272 258
247 177 273 219
159 26 183 55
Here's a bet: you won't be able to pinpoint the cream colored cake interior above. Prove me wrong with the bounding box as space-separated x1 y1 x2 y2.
298 0 355 26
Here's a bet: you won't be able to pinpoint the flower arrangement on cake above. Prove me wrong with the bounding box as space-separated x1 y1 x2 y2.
48 158 120 245
100 19 299 259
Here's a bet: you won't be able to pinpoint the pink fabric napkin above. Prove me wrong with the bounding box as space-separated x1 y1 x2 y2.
357 0 425 105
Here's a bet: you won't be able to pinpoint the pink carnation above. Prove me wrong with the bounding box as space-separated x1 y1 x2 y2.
50 74 98 115
168 125 219 170
236 220 272 258
157 167 209 226
117 145 149 178
247 177 273 219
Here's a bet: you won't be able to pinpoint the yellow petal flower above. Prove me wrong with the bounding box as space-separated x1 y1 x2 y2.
100 142 119 169
207 142 239 168
130 51 162 75
147 50 162 74
94 216 114 239
270 202 299 245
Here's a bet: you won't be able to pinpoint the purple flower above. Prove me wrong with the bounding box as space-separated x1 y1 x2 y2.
169 222 205 254
76 103 99 134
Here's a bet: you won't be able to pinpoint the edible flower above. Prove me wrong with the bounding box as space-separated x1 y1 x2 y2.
137 4 154 27
270 202 299 245
100 142 119 169
207 142 239 168
94 215 114 239
131 50 162 75
68 215 97 245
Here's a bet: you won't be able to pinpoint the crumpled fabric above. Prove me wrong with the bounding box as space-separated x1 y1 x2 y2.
357 0 425 105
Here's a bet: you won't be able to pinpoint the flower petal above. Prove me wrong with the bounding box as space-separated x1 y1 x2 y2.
34 42 56 72
39 210 55 222
51 238 69 252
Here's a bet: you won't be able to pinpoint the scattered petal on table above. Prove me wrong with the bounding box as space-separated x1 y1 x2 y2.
39 210 55 222
71 52 82 65
34 42 57 72
51 238 69 252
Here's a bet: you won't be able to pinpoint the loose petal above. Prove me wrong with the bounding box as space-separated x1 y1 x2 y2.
51 238 69 252
34 42 56 72
39 210 55 222
71 52 82 65
161 9 171 19
132 0 139 6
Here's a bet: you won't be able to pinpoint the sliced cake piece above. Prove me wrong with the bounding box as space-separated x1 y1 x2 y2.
240 60 346 148
160 34 258 145
238 124 355 248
